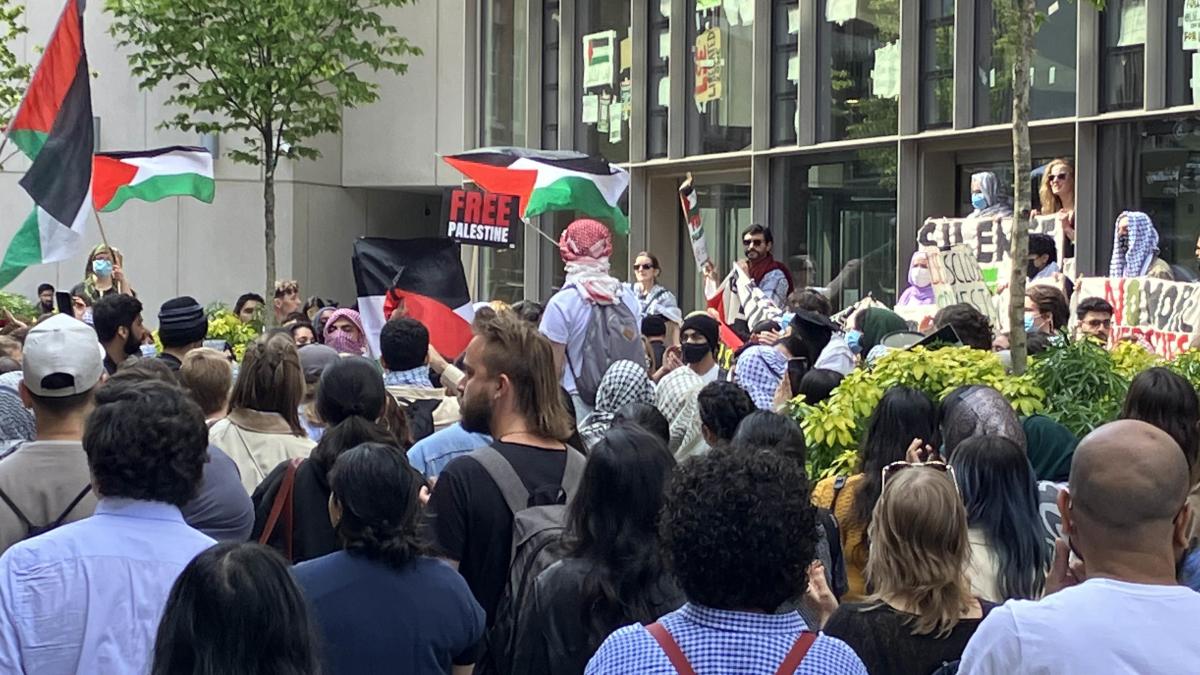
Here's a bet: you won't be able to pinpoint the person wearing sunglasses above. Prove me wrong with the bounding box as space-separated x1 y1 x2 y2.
1074 297 1113 345
958 420 1200 674
704 225 794 310
823 465 993 675
628 252 681 325
1035 158 1076 251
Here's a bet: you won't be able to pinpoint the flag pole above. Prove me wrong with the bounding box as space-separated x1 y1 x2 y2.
91 206 123 293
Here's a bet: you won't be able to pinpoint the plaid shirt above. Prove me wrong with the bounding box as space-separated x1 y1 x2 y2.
757 269 789 309
383 366 433 388
585 603 867 674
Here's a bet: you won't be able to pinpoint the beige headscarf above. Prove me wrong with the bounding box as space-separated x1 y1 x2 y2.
655 366 706 460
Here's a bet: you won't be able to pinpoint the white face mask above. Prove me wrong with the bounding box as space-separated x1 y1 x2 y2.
912 267 932 288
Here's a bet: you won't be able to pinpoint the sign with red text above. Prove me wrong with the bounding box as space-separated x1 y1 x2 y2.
442 187 521 249
1072 277 1200 358
930 244 1002 328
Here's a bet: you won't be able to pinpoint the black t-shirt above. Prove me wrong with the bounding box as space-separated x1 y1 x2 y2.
822 601 995 675
422 441 569 625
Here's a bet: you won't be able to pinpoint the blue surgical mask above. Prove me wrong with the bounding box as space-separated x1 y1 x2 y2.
139 344 157 358
1023 314 1035 333
845 329 863 355
971 193 989 211
92 259 113 278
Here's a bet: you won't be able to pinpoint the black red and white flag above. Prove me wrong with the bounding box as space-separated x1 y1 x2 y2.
352 237 475 359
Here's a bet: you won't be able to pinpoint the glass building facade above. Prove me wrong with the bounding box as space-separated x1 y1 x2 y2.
472 0 1200 310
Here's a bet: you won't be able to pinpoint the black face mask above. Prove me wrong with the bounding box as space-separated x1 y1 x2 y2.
681 342 711 365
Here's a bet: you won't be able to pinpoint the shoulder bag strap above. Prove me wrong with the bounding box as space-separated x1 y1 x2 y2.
560 446 587 502
281 458 303 561
0 485 32 530
646 622 697 675
774 631 818 675
259 458 304 559
52 485 92 527
829 476 848 513
468 446 531 515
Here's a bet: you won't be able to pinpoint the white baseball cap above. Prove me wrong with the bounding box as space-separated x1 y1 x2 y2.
23 314 104 397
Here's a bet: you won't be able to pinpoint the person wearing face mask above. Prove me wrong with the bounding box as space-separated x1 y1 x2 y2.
1027 234 1060 281
676 314 724 384
967 172 1013 219
323 308 371 357
897 252 935 306
81 244 134 303
1024 286 1069 336
1109 211 1173 280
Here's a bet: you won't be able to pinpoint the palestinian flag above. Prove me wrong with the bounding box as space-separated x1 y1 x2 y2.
0 0 92 289
353 237 475 359
443 148 630 234
93 146 215 212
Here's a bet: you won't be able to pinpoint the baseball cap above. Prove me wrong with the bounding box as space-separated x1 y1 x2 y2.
23 314 104 397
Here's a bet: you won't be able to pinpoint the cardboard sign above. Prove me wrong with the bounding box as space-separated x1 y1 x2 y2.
693 28 723 106
929 244 1002 328
1072 277 1200 358
917 215 1064 289
442 188 521 249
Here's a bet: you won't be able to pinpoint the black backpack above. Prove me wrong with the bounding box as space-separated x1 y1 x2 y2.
0 484 92 540
396 397 440 443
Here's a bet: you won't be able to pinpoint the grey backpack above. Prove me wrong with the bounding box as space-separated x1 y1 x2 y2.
567 289 645 406
470 445 586 675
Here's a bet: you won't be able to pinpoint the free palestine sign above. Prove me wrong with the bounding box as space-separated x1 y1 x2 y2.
442 187 521 249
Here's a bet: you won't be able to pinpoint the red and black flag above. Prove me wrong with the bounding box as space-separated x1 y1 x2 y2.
352 237 475 359
0 0 93 288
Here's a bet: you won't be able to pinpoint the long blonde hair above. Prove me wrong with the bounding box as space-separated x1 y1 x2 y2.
1038 157 1074 214
864 468 974 638
476 312 575 442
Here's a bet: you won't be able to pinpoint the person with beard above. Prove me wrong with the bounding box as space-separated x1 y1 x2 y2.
704 224 794 309
36 284 55 316
93 294 148 375
423 311 581 651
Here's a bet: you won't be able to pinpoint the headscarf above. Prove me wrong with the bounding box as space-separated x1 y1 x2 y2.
969 172 1013 218
735 346 787 410
897 251 936 306
0 371 34 456
655 366 706 460
941 385 1025 457
560 219 624 305
313 306 338 342
324 308 370 356
578 360 656 448
747 248 795 298
857 308 908 354
1109 211 1159 278
1021 415 1077 482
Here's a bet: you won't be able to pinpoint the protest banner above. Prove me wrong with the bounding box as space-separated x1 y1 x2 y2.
917 215 1064 289
1072 277 1200 358
678 183 710 268
929 244 1002 328
706 265 783 329
441 187 521 249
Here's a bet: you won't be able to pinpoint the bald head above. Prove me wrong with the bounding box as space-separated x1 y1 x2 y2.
1070 420 1190 532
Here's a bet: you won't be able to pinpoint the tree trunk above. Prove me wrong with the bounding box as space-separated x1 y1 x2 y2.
263 162 277 310
1008 0 1037 374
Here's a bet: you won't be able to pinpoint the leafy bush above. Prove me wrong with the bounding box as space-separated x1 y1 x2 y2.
0 291 39 324
1028 338 1128 438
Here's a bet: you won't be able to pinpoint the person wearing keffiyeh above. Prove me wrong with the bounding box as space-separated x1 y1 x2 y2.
578 360 656 448
654 366 706 460
1109 211 1172 279
734 345 788 411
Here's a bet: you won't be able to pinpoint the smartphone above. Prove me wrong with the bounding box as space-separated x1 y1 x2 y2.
55 291 74 317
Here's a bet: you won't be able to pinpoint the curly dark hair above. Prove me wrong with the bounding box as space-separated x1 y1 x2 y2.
697 381 756 444
85 380 208 506
329 443 426 570
379 317 429 372
660 446 818 612
933 303 993 350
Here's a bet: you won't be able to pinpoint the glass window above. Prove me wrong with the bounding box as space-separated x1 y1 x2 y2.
542 1 561 149
974 0 1077 125
956 157 1061 217
774 149 899 309
480 245 526 305
1168 0 1199 107
816 0 900 142
921 0 954 129
481 0 528 146
1096 116 1200 281
1100 0 1145 112
685 0 754 155
648 0 670 158
771 0 799 146
574 1 631 163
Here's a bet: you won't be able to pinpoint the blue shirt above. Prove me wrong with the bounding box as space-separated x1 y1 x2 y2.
0 498 215 675
758 269 790 309
585 603 867 675
294 551 485 675
407 422 491 479
385 366 434 388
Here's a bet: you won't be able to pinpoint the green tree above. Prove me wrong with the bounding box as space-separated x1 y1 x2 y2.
106 0 421 298
0 0 30 131
1007 0 1104 374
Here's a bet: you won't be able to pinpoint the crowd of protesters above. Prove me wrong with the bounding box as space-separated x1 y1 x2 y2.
0 214 1195 675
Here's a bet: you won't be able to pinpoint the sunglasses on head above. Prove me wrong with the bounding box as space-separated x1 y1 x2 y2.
634 263 655 271
881 460 958 493
743 238 766 247
1048 172 1070 183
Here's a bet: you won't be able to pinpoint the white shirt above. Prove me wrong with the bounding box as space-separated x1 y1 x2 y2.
0 499 215 674
814 335 856 375
695 361 720 385
540 285 640 395
959 577 1200 675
